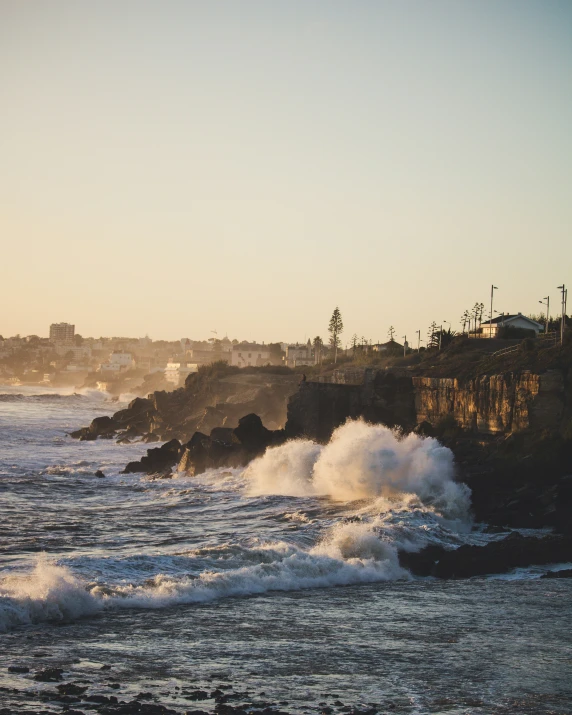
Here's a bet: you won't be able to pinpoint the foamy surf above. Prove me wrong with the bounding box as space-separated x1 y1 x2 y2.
245 420 471 521
0 524 407 632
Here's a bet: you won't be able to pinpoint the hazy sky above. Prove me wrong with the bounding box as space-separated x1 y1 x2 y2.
1 0 571 344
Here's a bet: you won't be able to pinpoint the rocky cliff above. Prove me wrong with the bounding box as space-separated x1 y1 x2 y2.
284 364 572 532
72 364 299 443
285 368 569 440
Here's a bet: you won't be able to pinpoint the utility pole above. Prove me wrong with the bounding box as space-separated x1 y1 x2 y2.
539 296 550 334
490 285 498 338
416 330 421 352
402 336 407 357
557 285 567 345
438 323 443 350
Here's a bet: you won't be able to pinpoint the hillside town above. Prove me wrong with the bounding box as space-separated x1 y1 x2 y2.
1 287 569 395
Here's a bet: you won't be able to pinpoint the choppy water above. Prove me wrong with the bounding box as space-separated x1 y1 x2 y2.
1 386 571 714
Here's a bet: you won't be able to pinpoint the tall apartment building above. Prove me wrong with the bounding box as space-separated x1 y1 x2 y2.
49 322 75 343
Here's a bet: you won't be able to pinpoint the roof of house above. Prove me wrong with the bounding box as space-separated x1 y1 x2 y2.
481 313 544 328
373 340 404 349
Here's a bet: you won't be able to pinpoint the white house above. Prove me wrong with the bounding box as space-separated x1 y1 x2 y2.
98 351 135 374
165 362 198 385
286 341 315 368
479 313 544 338
231 344 273 367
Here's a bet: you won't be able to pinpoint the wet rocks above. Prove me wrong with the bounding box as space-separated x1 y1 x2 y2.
57 683 88 696
34 667 64 682
541 568 572 578
177 414 286 476
400 532 572 578
122 439 183 475
7 665 30 673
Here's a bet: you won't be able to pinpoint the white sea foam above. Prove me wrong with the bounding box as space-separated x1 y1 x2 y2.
0 558 101 631
0 523 407 632
245 420 470 521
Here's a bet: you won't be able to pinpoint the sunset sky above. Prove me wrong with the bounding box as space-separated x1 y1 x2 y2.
1 0 571 344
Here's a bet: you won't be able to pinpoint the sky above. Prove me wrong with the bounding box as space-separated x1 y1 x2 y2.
1 0 571 344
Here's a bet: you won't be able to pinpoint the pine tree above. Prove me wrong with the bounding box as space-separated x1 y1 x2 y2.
328 307 344 363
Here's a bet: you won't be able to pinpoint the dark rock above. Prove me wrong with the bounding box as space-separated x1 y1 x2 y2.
122 439 182 475
95 470 105 478
541 568 572 578
34 667 64 682
85 694 116 704
400 533 572 578
233 413 271 455
8 665 30 673
143 433 161 443
187 690 210 701
57 683 88 696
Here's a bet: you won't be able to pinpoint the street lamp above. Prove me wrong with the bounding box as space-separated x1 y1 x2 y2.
539 297 550 334
557 285 567 345
416 329 421 352
402 335 407 357
489 285 498 339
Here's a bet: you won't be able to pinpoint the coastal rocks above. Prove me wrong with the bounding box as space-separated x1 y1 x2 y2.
34 667 64 682
541 568 572 578
71 368 299 443
177 414 285 476
399 532 572 578
122 439 182 475
71 415 117 440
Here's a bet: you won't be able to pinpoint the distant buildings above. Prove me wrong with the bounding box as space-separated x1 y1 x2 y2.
49 322 75 343
165 362 198 385
231 343 274 367
286 341 315 368
98 351 135 374
372 340 404 353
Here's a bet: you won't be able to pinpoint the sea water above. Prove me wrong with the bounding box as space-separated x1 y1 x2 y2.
1 387 571 714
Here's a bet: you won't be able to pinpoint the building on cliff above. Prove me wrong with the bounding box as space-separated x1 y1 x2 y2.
231 343 277 367
165 362 198 385
479 313 544 338
286 341 316 368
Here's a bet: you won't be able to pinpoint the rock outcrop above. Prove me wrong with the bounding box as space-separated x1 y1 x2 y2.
399 532 572 578
72 367 299 443
177 414 284 476
122 439 183 475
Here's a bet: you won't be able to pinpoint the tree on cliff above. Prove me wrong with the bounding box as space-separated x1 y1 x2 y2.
313 336 323 365
351 334 359 355
328 307 344 363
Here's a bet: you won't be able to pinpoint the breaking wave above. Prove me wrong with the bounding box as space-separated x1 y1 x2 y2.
0 392 87 402
0 524 407 631
245 420 470 521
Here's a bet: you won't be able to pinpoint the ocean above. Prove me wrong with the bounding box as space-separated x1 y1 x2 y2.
1 386 571 714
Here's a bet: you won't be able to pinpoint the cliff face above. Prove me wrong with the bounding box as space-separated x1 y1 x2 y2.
286 368 568 440
413 369 565 435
